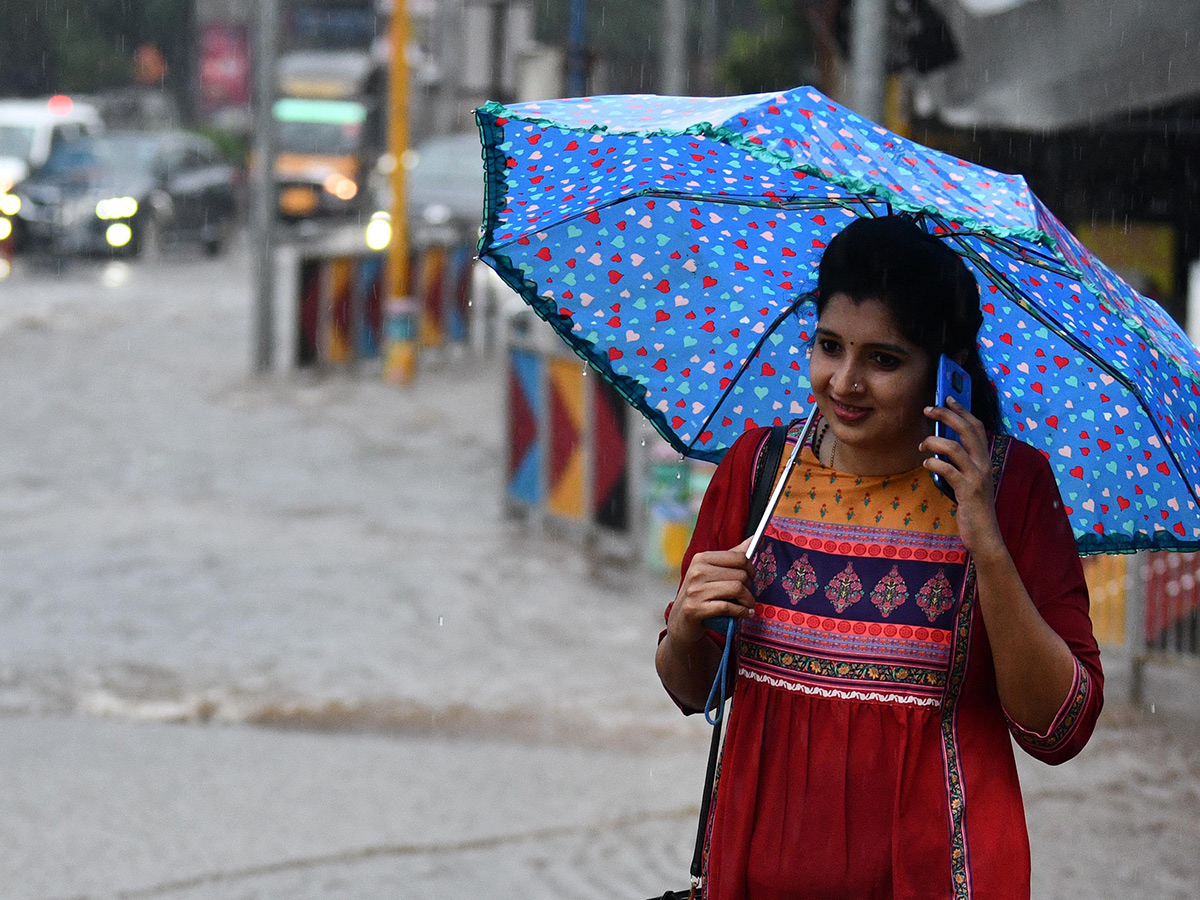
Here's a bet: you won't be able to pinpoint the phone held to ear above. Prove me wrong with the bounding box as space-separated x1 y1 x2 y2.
932 355 972 502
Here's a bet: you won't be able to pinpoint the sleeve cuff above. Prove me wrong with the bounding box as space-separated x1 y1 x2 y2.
1005 656 1090 751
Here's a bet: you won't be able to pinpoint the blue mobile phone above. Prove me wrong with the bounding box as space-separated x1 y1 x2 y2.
932 355 971 502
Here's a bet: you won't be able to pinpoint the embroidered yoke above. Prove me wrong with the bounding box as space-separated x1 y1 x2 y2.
671 422 1104 900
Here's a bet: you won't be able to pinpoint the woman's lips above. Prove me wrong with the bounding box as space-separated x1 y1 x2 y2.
832 399 870 422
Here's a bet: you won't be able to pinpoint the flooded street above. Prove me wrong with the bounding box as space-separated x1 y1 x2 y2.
0 243 1197 899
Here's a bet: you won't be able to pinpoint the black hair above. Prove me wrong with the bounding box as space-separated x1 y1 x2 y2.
815 214 1004 434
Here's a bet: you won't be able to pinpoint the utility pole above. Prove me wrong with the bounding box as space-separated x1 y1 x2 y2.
251 0 279 373
849 0 887 123
661 0 687 95
566 0 587 96
383 0 416 384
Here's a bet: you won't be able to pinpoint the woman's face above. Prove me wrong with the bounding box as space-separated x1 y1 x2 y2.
809 292 936 476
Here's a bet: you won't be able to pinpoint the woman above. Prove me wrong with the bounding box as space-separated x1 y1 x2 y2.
656 215 1103 899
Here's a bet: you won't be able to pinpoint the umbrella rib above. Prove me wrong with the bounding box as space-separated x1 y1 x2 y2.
955 230 1078 279
951 236 1136 391
486 191 899 256
685 291 815 455
953 237 1200 515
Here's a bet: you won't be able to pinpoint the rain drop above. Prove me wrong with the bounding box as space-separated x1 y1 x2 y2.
438 616 444 626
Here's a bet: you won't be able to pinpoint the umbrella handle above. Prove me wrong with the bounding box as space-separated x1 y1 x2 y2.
701 403 819 725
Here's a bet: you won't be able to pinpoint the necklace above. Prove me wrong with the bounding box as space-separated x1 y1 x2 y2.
814 420 839 469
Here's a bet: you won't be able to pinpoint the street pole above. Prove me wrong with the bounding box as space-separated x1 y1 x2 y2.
661 0 687 95
383 0 416 384
566 0 587 96
849 0 887 123
252 0 279 373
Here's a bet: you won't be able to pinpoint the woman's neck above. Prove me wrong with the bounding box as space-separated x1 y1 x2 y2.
816 415 930 476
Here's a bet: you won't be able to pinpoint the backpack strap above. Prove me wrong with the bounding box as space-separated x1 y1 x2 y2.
745 422 790 541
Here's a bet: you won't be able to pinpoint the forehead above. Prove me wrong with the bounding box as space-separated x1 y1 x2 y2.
816 293 920 349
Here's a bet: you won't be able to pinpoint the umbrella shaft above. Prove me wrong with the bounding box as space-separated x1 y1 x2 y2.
745 403 819 561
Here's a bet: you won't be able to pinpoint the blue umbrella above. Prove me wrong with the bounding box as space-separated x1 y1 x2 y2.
475 86 1200 554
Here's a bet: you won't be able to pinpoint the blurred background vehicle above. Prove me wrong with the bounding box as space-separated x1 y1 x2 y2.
83 85 181 131
13 130 238 260
272 49 384 225
273 95 380 222
0 96 103 192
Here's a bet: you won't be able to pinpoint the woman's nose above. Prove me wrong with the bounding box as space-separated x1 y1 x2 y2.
833 362 862 394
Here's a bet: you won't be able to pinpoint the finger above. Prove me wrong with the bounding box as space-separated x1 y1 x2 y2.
691 549 755 579
687 579 757 611
921 434 972 469
692 555 755 586
944 397 990 453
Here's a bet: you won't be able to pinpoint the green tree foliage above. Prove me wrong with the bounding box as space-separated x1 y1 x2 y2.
530 0 819 96
0 0 189 96
719 0 818 94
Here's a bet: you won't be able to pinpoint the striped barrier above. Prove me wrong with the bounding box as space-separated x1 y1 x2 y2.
505 313 636 555
290 233 482 369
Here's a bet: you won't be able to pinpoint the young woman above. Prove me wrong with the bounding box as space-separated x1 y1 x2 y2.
656 215 1103 900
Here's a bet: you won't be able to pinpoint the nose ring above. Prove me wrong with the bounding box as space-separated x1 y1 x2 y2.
852 381 861 392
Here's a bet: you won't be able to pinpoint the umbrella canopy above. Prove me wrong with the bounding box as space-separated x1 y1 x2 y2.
476 86 1200 554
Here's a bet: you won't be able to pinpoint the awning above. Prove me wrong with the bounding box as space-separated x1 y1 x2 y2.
916 0 1200 130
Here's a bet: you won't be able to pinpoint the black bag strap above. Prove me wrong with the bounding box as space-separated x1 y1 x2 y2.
684 421 790 888
746 423 790 542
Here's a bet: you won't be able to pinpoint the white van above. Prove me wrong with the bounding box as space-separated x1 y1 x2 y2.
0 98 103 190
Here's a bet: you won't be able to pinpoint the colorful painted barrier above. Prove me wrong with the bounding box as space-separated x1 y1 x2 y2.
1082 554 1128 646
1082 551 1200 658
295 252 385 367
505 310 722 569
505 313 635 552
1143 551 1200 654
292 226 483 369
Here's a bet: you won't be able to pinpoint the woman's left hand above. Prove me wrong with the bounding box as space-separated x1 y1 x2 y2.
921 397 1005 557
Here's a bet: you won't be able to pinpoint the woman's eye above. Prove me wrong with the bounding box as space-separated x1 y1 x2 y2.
871 352 901 369
817 339 840 355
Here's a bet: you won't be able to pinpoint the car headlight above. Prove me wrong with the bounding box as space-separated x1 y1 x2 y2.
364 211 391 250
95 196 139 220
0 193 20 217
323 174 357 201
105 222 133 247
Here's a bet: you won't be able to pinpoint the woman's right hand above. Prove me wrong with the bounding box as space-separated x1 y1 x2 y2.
666 537 757 647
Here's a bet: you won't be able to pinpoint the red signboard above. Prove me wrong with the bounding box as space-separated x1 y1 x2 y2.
199 24 250 112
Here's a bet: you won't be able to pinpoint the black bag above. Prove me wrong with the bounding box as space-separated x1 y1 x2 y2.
647 422 790 900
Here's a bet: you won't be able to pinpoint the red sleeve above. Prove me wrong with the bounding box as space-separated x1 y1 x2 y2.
994 439 1105 764
659 427 771 713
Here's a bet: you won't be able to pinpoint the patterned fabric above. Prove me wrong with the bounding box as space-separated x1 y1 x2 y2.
477 85 1200 553
740 443 968 708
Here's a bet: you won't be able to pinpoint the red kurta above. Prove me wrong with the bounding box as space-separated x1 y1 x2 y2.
666 423 1104 900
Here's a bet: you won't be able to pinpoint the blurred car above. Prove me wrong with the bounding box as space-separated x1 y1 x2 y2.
13 130 238 259
273 96 381 221
0 96 103 191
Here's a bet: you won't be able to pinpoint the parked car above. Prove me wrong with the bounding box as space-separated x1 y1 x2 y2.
13 130 238 259
0 96 103 191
